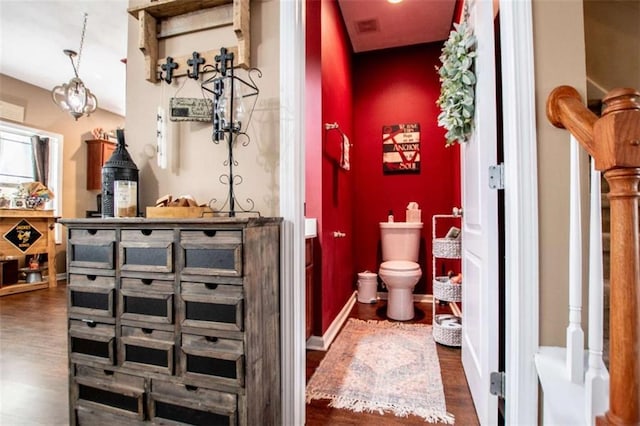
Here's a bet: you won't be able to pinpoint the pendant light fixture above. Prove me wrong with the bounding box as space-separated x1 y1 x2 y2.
51 12 97 120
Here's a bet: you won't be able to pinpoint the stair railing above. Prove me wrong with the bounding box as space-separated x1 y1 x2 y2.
547 86 640 426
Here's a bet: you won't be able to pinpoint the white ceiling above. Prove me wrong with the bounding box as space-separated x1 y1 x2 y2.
338 0 455 53
0 0 453 118
0 0 129 117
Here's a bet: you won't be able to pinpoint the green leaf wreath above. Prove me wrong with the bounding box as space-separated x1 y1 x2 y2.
436 21 477 147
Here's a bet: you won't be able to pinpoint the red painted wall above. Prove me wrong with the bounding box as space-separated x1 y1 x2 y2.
305 0 355 334
305 1 462 335
353 44 461 294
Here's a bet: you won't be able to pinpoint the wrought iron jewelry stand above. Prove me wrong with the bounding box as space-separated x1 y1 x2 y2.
201 48 261 217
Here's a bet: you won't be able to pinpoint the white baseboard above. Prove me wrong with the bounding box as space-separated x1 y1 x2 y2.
305 291 434 351
57 273 66 282
306 291 357 351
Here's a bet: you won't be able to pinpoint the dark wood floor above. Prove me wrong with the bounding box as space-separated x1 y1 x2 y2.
0 284 69 425
306 300 480 425
0 285 478 425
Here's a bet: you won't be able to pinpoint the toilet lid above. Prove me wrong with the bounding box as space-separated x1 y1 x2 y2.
380 260 420 272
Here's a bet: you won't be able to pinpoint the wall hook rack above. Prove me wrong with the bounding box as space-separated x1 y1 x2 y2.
160 56 178 84
187 51 205 80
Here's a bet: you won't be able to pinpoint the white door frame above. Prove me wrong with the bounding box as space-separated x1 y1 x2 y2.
278 0 539 424
499 1 539 424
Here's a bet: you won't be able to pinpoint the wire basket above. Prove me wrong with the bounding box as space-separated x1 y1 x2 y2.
433 314 462 347
432 238 461 258
433 276 462 302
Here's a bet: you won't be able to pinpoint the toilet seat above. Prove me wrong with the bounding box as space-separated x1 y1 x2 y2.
380 260 420 272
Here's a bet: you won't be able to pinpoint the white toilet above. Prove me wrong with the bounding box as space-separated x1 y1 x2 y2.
378 221 423 321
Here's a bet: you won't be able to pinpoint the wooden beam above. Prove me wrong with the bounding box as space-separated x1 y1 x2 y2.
139 10 159 83
158 4 233 39
128 0 231 19
233 0 250 68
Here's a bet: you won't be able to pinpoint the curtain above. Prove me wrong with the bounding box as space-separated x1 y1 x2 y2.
31 135 49 186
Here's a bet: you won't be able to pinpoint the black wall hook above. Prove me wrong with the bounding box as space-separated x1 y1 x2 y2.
161 57 178 84
187 51 205 80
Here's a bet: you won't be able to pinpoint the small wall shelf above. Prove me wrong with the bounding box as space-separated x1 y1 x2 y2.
127 0 250 83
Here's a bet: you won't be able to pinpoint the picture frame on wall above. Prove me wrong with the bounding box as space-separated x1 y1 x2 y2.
382 123 421 174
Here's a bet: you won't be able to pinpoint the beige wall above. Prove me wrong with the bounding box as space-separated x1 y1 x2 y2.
584 0 640 98
125 0 280 216
0 73 125 272
532 0 588 347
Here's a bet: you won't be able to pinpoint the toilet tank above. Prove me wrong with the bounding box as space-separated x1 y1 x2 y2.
379 222 423 262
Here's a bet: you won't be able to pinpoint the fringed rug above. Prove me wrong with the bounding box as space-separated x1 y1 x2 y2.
306 318 454 424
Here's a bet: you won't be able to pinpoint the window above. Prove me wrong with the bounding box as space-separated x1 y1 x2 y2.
0 120 63 242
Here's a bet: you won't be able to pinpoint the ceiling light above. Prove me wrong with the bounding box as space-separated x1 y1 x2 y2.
51 13 97 120
388 0 403 4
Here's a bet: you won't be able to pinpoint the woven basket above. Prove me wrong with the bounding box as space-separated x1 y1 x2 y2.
433 314 462 347
433 276 462 302
432 238 461 258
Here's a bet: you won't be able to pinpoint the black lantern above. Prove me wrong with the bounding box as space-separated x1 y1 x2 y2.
201 47 261 216
101 129 139 218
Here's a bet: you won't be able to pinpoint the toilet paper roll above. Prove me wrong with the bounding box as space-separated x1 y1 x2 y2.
406 209 421 222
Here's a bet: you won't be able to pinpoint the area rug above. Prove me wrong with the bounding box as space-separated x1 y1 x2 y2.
306 318 454 423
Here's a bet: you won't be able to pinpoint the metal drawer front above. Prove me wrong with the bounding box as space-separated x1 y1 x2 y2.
180 230 243 277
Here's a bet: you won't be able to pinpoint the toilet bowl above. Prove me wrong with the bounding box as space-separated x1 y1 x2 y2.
378 221 423 321
379 260 421 320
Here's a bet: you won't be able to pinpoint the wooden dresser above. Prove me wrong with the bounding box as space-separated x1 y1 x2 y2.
59 217 282 425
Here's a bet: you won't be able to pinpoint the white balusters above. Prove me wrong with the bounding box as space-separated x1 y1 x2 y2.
567 135 585 384
585 157 609 424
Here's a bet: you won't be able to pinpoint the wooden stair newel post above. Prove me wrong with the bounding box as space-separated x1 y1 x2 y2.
547 86 640 426
595 89 640 426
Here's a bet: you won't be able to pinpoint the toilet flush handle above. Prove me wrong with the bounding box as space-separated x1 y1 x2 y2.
333 231 346 238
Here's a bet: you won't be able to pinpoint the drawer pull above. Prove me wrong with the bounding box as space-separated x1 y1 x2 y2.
82 319 97 328
88 229 98 235
103 369 115 376
87 275 97 281
141 278 153 285
204 283 218 290
141 328 153 334
203 230 217 237
205 336 219 343
141 229 153 236
185 384 199 392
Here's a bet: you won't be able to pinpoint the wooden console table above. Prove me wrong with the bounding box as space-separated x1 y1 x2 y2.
0 209 57 296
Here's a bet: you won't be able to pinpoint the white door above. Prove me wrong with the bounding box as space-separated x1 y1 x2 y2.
460 1 499 425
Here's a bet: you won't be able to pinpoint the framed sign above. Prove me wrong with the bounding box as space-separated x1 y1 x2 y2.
3 219 43 253
382 123 420 174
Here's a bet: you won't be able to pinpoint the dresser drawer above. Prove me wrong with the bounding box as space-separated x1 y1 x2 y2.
119 290 174 324
68 229 116 270
181 282 243 331
150 379 237 426
120 276 174 293
120 229 174 273
119 325 174 375
69 274 116 318
74 365 146 421
180 333 244 387
180 230 243 277
69 319 115 366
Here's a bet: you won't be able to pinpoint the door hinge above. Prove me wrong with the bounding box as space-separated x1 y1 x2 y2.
488 163 505 190
490 371 505 398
